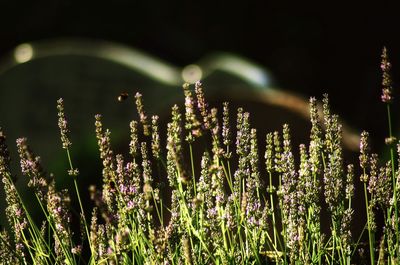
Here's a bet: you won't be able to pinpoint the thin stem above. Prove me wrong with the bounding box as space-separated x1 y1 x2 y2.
386 104 399 255
66 148 93 255
363 180 375 265
277 173 287 264
189 144 196 196
35 193 74 264
268 171 277 247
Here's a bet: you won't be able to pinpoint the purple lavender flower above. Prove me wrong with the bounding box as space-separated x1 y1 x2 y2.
245 128 263 230
235 108 250 156
16 137 49 203
273 131 283 174
309 97 322 175
380 47 393 103
280 124 302 260
374 162 392 209
359 131 370 173
322 96 344 215
0 231 19 263
94 115 117 214
183 83 202 142
129 120 138 158
151 115 161 160
265 132 274 175
209 108 223 157
56 98 72 149
222 102 231 156
166 105 188 186
195 81 210 129
47 182 73 262
1 129 28 261
345 164 354 200
135 92 150 136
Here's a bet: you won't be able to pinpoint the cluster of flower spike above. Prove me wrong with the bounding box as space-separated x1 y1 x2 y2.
86 81 358 263
1 48 399 264
0 80 356 264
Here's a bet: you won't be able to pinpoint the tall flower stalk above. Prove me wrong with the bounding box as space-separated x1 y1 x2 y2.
380 47 399 262
57 98 92 259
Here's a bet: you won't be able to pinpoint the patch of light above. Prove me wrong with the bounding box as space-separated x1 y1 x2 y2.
207 55 272 88
97 45 181 85
14 43 34 63
182 64 202 84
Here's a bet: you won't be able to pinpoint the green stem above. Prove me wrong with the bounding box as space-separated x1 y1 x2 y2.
363 181 375 265
268 171 277 247
35 193 74 264
386 104 399 256
331 221 335 265
278 173 287 264
4 173 55 263
66 148 93 255
189 144 196 196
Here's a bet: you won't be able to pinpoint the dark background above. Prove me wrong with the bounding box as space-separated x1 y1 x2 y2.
1 1 400 144
0 4 398 178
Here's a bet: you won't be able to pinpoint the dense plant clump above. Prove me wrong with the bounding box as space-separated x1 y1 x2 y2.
1 48 400 264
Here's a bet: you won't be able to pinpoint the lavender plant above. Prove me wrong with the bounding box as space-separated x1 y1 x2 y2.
0 48 400 264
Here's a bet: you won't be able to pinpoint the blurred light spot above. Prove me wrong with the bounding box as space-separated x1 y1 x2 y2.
14 43 34 63
99 45 181 85
182 64 202 84
214 56 270 87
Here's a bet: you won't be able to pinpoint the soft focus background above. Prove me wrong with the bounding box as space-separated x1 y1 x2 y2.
0 1 399 147
0 0 400 241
